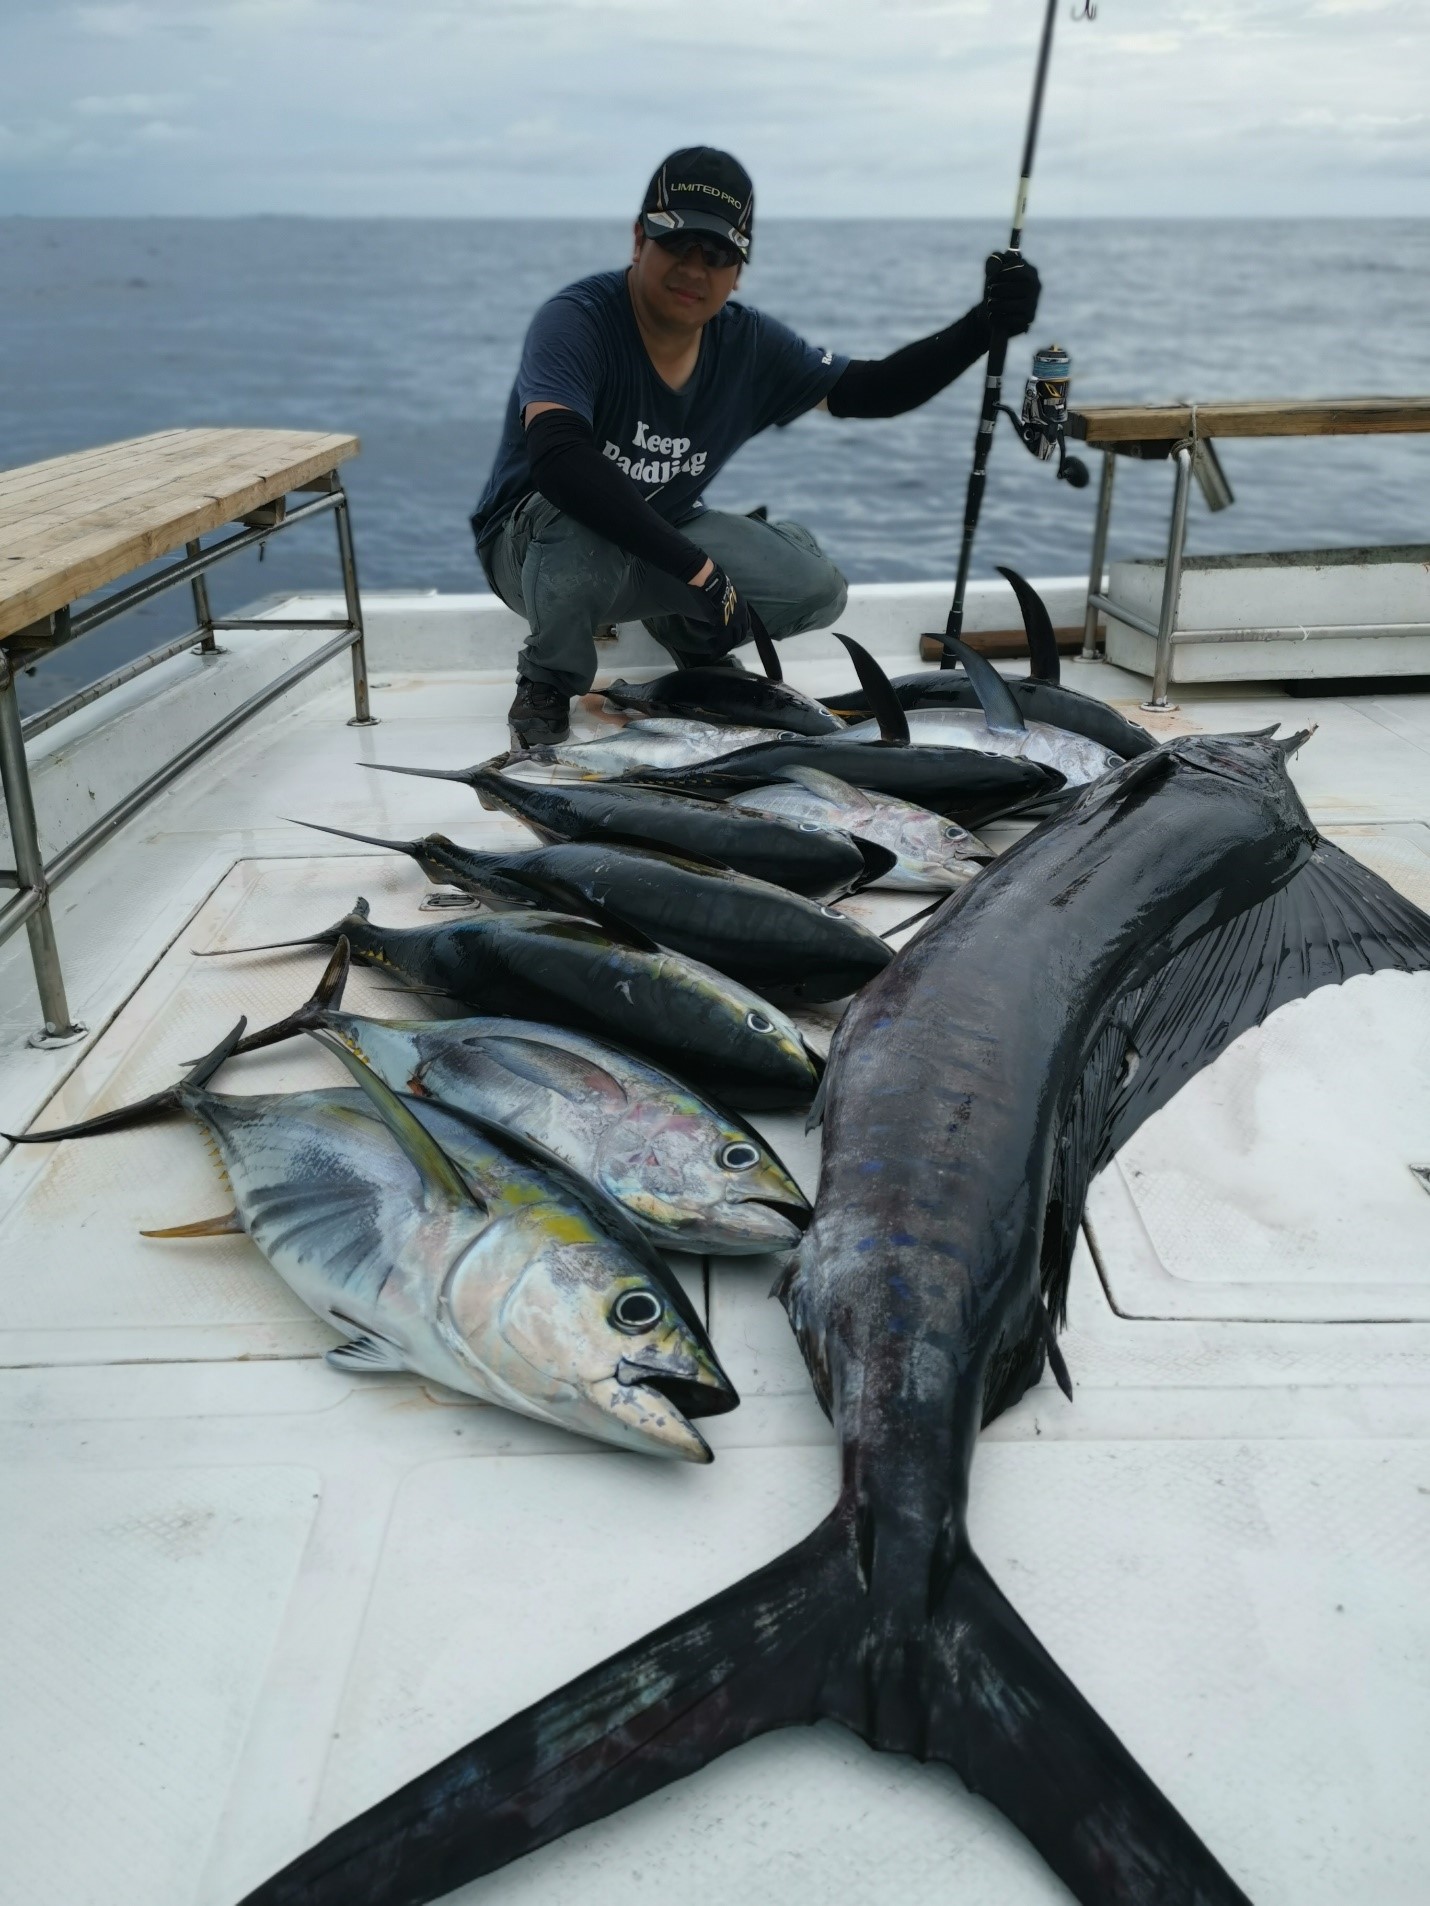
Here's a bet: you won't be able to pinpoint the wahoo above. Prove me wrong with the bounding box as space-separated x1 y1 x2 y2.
359 761 892 899
235 731 1430 1905
290 820 892 1003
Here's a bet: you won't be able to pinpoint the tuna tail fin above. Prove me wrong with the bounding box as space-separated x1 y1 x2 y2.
357 759 487 789
192 896 369 959
284 816 421 857
995 564 1062 684
833 634 909 745
909 1550 1251 1905
234 1517 852 1906
1 1018 247 1145
226 938 353 1056
749 606 783 683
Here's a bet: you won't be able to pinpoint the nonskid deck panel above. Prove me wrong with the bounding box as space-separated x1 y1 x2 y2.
1 644 1428 1904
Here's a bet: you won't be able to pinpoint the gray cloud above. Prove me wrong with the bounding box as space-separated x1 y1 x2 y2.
1 0 1425 215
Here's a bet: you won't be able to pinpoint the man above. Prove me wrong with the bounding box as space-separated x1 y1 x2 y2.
473 147 1040 744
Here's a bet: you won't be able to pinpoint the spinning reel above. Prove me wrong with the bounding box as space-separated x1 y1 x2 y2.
999 343 1090 488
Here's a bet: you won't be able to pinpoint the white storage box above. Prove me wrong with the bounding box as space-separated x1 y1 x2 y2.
1104 544 1430 684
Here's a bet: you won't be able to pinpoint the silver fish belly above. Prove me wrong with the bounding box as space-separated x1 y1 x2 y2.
504 718 788 781
841 707 1120 786
728 768 992 890
318 1014 812 1254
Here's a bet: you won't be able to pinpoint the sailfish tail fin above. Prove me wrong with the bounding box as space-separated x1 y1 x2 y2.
917 1550 1251 1906
235 1518 853 1906
235 1500 1248 1906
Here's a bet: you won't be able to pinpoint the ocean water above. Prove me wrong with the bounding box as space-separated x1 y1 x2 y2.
4 216 1427 718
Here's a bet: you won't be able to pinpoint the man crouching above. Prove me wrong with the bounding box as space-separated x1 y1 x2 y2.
472 146 1038 745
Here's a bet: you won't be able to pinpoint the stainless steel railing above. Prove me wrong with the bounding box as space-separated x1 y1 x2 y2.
0 475 375 1047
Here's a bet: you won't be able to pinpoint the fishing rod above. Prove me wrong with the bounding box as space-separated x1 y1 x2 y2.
942 0 1091 656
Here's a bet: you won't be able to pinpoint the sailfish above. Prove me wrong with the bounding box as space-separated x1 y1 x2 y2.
239 730 1430 1906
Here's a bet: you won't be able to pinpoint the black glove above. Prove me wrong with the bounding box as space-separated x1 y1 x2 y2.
690 561 754 652
983 249 1041 338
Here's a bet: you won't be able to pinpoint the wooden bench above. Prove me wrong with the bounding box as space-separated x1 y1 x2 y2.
0 428 369 1045
1067 396 1430 707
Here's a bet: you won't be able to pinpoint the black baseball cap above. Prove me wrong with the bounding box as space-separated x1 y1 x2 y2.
640 148 754 261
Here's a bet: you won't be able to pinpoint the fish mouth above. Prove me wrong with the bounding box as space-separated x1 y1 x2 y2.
740 1196 812 1235
619 1363 740 1423
610 1358 740 1463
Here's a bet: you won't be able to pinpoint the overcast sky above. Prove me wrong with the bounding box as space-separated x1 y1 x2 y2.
2 0 1425 220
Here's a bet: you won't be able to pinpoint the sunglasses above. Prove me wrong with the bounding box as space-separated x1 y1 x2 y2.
653 233 742 271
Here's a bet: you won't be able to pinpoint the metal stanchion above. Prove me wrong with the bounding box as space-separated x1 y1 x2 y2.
1143 444 1193 712
0 651 85 1045
1080 449 1115 659
187 539 220 653
334 483 377 726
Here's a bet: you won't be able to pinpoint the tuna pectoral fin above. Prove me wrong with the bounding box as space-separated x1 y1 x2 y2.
922 1553 1251 1905
234 1520 849 1906
588 830 734 874
1 1018 246 1145
310 1031 482 1211
881 894 950 942
497 868 663 952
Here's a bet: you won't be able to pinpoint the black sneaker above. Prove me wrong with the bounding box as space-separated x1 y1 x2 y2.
507 677 571 746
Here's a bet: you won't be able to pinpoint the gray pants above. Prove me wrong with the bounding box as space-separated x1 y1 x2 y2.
484 497 849 696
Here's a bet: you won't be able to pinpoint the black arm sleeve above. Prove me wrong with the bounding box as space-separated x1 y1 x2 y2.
824 302 991 419
524 407 707 583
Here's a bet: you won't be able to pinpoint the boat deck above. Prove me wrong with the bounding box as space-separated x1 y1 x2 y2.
1 612 1427 1905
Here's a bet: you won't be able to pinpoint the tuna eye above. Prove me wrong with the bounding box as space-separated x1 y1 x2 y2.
943 825 962 839
611 1289 663 1333
720 1141 761 1170
745 1010 775 1033
798 821 822 833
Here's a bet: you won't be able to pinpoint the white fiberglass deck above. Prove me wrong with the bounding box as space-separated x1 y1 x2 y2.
1 595 1427 1906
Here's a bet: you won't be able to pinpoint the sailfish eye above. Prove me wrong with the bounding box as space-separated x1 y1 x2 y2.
611 1288 663 1333
745 1010 775 1034
719 1141 761 1171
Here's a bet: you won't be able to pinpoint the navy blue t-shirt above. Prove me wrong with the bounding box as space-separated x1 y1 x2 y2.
471 269 847 556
